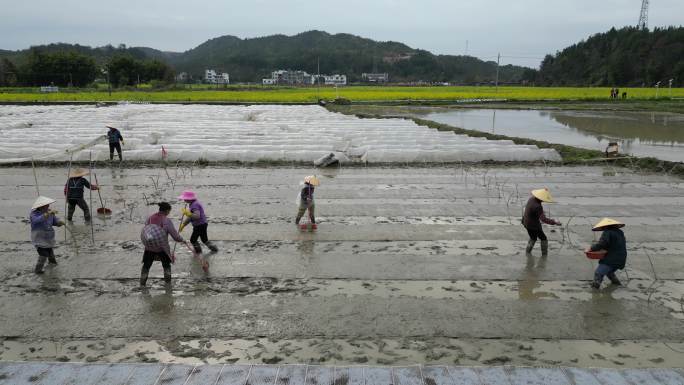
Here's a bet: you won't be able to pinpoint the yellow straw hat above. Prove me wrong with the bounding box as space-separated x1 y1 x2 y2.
531 188 554 203
592 218 625 231
304 175 320 186
69 168 89 178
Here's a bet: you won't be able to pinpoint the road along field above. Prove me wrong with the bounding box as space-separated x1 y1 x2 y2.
0 165 683 367
0 85 683 103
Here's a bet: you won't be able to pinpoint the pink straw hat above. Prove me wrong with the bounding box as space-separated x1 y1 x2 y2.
177 190 197 200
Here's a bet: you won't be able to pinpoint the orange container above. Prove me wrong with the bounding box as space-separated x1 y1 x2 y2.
585 250 607 259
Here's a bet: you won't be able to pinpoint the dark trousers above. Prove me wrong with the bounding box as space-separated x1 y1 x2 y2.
190 223 209 244
594 264 619 284
109 142 122 160
142 250 172 272
526 227 547 241
67 198 90 220
35 247 56 271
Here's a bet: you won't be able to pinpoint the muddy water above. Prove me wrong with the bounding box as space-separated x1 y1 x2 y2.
423 109 684 162
1 165 684 368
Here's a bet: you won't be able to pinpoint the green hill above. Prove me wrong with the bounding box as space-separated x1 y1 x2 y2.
537 26 684 87
169 30 526 83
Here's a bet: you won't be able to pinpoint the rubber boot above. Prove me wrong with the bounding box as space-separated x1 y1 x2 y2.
607 273 622 286
525 239 536 255
206 241 218 253
540 240 549 257
590 280 601 289
295 216 302 225
48 252 58 265
140 267 149 286
163 267 172 283
34 255 47 274
192 242 202 254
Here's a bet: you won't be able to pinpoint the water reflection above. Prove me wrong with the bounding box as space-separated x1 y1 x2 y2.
424 109 684 162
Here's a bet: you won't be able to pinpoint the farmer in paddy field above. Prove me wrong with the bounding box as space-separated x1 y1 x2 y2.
64 168 98 222
106 125 124 161
295 175 319 228
140 202 188 286
522 188 561 257
587 218 627 289
29 196 65 274
178 190 218 253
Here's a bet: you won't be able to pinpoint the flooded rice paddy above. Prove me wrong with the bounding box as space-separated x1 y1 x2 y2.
0 165 683 368
424 109 684 162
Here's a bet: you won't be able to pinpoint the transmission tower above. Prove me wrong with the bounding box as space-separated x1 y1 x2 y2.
638 0 649 30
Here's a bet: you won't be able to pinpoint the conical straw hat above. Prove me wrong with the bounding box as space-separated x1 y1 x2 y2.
304 175 320 186
531 188 554 203
32 196 55 210
592 218 625 231
69 168 89 178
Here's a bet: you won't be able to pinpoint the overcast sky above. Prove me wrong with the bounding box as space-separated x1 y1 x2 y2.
1 0 682 68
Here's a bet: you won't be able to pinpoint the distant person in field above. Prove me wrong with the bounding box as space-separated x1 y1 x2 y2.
522 188 561 257
622 92 627 99
106 125 124 161
587 218 627 289
64 168 98 222
295 175 319 228
29 196 65 274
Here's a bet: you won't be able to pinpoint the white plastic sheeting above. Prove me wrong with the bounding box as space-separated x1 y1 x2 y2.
0 104 561 163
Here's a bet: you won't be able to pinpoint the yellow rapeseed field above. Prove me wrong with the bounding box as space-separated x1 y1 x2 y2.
0 86 682 103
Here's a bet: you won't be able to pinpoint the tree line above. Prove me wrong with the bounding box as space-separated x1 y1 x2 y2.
0 48 174 88
534 26 684 87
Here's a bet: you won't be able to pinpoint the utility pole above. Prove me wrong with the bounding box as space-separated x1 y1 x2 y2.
317 57 321 102
669 79 674 97
465 40 469 56
495 52 500 92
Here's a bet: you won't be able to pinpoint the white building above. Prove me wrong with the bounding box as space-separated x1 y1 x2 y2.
323 74 347 85
263 70 346 86
362 73 389 83
205 69 230 84
175 72 189 82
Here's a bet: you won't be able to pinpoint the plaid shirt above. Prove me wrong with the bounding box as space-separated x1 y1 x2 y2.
141 212 184 255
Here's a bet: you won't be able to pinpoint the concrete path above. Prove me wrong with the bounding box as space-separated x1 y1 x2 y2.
2 361 684 385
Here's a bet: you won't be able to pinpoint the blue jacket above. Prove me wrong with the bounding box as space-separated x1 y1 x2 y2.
30 209 61 248
65 177 92 199
591 228 627 269
107 128 123 144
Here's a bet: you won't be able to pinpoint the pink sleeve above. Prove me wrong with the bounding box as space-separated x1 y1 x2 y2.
164 218 184 242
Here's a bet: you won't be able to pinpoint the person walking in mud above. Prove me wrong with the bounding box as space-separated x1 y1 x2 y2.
295 175 319 228
29 196 65 274
587 218 627 289
522 188 561 257
64 168 98 222
106 125 124 162
178 190 218 253
140 202 188 286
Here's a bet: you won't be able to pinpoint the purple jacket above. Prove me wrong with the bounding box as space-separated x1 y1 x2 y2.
187 200 208 226
30 209 61 248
